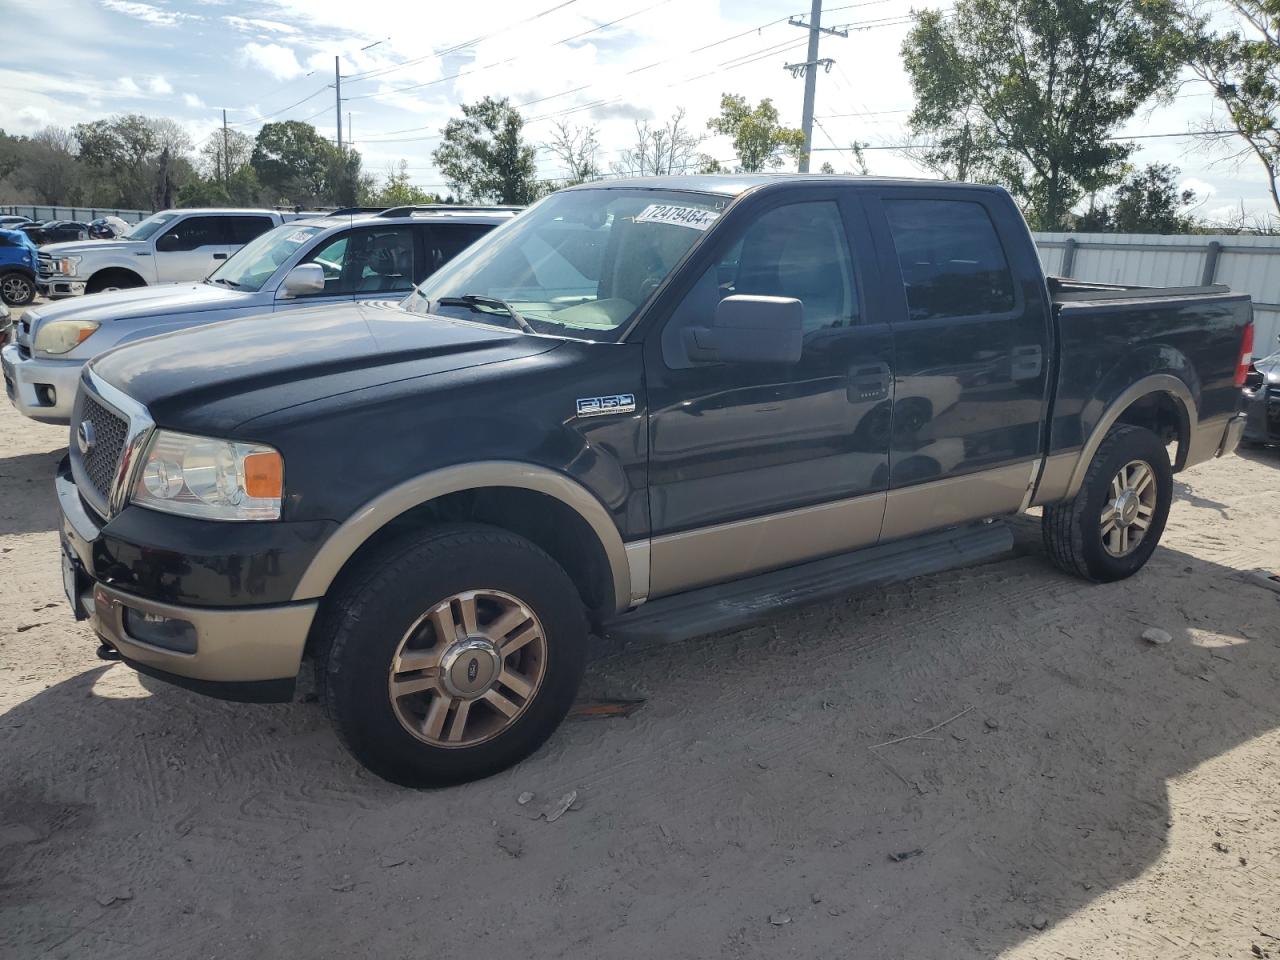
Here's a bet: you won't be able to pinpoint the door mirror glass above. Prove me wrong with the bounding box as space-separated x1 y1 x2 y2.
278 263 326 298
155 231 180 252
683 295 803 364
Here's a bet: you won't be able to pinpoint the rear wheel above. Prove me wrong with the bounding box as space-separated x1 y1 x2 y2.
320 523 587 787
1042 425 1173 582
0 271 34 306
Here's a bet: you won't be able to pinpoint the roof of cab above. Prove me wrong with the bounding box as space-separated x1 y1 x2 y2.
279 210 519 230
565 173 1006 197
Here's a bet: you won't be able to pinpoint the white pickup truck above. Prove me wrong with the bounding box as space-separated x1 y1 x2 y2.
36 208 296 298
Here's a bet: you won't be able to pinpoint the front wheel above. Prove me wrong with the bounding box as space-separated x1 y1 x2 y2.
320 524 587 787
0 271 35 306
1042 424 1173 582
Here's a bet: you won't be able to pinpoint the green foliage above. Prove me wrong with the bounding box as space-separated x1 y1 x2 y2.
706 94 805 172
73 114 194 208
1074 163 1200 232
902 0 1184 229
432 96 541 204
369 161 445 206
251 120 337 205
1185 1 1280 217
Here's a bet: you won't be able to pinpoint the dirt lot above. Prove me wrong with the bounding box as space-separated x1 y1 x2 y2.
1 398 1278 960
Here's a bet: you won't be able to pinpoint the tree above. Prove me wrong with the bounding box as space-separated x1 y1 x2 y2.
432 96 541 204
1074 163 1200 233
74 114 159 207
706 94 805 172
902 0 1184 229
251 120 335 205
200 128 254 183
545 121 600 185
370 160 444 206
1185 1 1280 217
611 109 703 176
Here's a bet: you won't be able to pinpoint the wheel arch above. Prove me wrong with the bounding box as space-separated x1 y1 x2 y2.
1063 374 1196 499
292 461 637 617
87 266 147 291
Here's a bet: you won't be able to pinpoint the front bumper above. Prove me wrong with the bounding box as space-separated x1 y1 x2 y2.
2 342 82 423
1242 386 1277 444
57 457 324 702
37 276 86 298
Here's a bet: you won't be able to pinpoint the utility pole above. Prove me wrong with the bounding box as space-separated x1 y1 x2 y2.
784 0 847 172
334 56 343 153
221 108 229 185
347 111 353 149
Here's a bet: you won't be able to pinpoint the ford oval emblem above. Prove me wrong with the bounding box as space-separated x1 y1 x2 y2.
467 657 479 683
77 420 96 456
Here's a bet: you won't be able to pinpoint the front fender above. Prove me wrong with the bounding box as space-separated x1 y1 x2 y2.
83 254 155 284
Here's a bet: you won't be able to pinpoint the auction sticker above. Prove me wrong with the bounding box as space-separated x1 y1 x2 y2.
634 204 719 230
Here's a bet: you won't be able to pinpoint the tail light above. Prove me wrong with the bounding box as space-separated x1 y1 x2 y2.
1234 321 1254 387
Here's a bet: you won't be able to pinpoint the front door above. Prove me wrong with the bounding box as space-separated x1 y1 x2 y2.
154 215 228 283
864 189 1053 539
276 225 417 312
643 190 894 598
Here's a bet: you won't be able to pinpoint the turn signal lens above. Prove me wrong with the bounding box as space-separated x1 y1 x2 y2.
243 451 284 499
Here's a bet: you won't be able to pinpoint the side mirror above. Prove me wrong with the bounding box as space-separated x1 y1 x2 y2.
683 295 803 364
278 263 326 298
155 233 179 252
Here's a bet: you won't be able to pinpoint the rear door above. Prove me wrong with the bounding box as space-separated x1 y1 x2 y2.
864 188 1052 539
415 221 495 283
643 187 894 597
217 215 276 267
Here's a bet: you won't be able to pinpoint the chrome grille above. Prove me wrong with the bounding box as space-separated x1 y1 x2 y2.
37 253 53 280
74 393 129 503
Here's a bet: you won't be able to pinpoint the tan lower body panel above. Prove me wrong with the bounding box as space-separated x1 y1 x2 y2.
1030 452 1079 507
880 460 1036 541
1183 415 1232 471
648 491 886 598
92 583 317 683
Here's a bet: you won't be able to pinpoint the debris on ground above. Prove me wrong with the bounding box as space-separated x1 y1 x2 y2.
1213 841 1230 854
984 718 1000 731
379 856 405 868
517 791 534 806
1142 627 1173 645
543 790 578 823
95 890 133 907
889 848 924 863
1032 915 1049 930
769 913 791 926
329 879 355 893
569 697 646 720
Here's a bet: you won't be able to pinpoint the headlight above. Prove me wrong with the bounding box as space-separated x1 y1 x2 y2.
131 430 283 521
33 319 99 355
50 255 81 275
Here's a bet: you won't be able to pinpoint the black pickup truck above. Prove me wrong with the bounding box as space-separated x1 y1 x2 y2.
56 175 1253 786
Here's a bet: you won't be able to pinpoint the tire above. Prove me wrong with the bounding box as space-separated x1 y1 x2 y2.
0 271 35 306
86 271 144 295
1042 424 1173 583
319 523 588 787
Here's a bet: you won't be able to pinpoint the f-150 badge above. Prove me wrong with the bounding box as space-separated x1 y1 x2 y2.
577 394 636 417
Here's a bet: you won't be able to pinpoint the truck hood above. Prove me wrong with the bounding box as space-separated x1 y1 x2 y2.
41 239 144 256
89 301 561 434
26 282 244 329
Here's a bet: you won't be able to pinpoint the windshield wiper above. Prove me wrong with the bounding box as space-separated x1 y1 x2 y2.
436 294 534 334
208 277 241 289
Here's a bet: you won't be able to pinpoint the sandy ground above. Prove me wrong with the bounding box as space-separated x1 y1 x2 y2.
1 395 1278 960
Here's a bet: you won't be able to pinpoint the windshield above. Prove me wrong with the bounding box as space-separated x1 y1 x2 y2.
206 223 324 292
404 188 728 340
125 212 178 241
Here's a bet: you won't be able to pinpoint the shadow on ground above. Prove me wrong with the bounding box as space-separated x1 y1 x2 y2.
2 527 1277 959
0 448 64 536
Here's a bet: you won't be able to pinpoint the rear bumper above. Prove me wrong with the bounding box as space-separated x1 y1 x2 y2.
37 278 86 299
2 342 81 423
1218 413 1246 457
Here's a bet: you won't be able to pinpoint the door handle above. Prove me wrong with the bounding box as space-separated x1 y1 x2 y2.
1011 344 1043 380
134 251 151 256
212 253 228 260
847 361 892 402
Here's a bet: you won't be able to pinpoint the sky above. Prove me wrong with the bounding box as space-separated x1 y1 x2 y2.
2 0 1273 221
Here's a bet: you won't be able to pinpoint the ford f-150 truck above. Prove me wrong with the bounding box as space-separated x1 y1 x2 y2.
55 175 1253 787
3 208 515 423
36 208 293 299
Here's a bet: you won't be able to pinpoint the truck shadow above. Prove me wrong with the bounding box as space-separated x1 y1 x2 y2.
0 447 63 536
2 530 1277 959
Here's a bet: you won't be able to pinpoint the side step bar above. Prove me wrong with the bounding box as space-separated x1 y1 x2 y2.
604 522 1014 644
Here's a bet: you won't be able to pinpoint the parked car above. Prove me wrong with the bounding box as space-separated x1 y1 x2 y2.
0 215 33 231
1242 348 1280 446
23 220 89 245
87 216 131 239
0 302 11 346
35 208 297 299
0 227 38 306
3 207 515 423
53 175 1251 786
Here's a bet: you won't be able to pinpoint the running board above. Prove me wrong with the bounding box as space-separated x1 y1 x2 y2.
604 522 1014 644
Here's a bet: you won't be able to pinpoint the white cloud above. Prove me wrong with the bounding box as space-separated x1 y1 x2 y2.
15 106 54 132
117 76 142 95
183 92 205 109
224 15 298 34
147 74 173 94
1182 176 1214 200
240 42 306 80
99 0 187 26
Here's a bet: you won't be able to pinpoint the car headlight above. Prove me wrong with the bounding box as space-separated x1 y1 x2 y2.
33 319 99 355
50 255 81 275
132 430 284 521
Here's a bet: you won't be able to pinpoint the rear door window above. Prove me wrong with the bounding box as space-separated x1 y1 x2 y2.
883 199 1016 321
222 216 276 245
419 223 495 278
